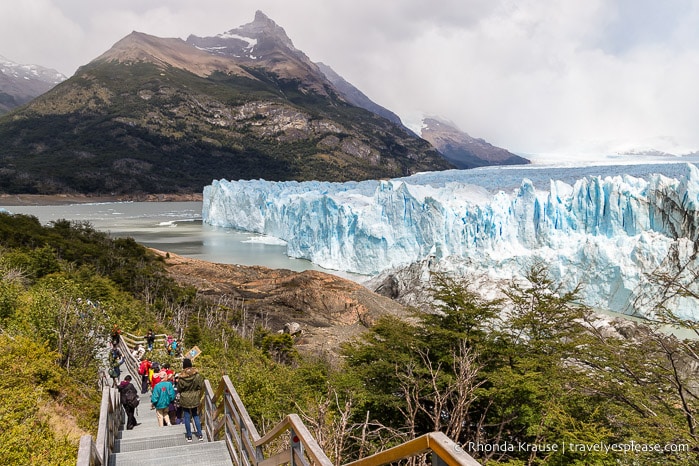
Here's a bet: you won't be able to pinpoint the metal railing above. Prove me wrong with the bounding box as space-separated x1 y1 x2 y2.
78 333 481 466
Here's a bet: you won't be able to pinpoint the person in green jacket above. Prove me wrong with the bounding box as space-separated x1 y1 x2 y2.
151 375 176 427
177 358 204 442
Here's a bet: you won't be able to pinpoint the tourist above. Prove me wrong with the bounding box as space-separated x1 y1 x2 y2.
111 324 121 346
131 344 145 360
117 375 141 430
108 344 123 387
138 358 151 394
151 374 176 427
176 358 205 442
146 329 155 351
151 365 168 389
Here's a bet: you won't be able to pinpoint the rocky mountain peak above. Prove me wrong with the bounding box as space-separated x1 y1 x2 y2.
244 10 297 50
187 11 332 96
187 10 298 61
89 31 250 78
421 117 530 168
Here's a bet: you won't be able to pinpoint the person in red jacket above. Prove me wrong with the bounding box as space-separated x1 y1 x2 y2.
138 358 151 394
151 365 168 389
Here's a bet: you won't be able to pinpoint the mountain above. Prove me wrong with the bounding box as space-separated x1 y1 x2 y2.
0 11 451 195
420 117 529 168
186 11 335 97
202 164 699 321
0 55 65 114
315 62 405 128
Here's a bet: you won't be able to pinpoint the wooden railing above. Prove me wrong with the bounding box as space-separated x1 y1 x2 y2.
76 335 135 466
76 380 122 466
202 375 481 466
78 333 481 466
343 432 481 466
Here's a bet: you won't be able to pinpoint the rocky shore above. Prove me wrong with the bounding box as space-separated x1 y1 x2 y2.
150 249 410 361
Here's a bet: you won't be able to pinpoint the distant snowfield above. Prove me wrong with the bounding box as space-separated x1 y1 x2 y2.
203 161 699 320
524 151 699 168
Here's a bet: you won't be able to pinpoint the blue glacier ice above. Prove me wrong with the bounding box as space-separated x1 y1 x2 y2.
203 163 699 319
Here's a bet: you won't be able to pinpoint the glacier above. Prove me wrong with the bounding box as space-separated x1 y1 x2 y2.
202 163 699 320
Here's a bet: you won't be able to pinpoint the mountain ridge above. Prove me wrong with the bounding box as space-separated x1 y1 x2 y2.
90 31 254 79
186 11 335 97
0 12 451 195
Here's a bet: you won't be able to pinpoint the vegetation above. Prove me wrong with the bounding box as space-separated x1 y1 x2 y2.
1 211 698 465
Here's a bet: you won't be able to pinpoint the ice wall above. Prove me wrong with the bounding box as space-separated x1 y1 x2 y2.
202 164 699 318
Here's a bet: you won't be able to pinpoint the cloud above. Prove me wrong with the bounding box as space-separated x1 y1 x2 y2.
1 0 698 157
0 0 84 71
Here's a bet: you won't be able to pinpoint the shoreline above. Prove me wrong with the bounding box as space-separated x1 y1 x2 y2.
0 193 202 206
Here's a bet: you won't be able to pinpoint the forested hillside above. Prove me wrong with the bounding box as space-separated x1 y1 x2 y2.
1 212 698 465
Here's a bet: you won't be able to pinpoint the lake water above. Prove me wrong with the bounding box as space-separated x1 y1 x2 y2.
0 201 346 275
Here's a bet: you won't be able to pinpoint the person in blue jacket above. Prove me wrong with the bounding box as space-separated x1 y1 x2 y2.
151 374 176 426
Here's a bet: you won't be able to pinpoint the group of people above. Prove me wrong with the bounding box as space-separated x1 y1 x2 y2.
119 357 205 441
165 334 182 357
141 329 180 356
150 358 206 441
108 326 205 442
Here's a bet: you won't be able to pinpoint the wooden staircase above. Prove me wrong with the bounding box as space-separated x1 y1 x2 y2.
77 332 481 466
108 392 232 466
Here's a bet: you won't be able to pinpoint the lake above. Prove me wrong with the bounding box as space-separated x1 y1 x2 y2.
0 201 349 276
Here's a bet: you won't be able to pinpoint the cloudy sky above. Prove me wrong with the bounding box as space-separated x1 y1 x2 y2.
2 0 699 161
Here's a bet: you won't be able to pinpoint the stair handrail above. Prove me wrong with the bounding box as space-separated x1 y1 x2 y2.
202 374 481 466
203 375 333 466
115 334 141 382
121 331 169 348
76 381 122 466
76 335 134 466
342 431 481 466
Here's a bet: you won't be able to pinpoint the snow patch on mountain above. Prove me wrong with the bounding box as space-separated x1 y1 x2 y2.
0 55 65 84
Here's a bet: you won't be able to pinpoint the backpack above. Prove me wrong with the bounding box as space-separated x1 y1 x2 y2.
110 348 122 362
122 384 140 408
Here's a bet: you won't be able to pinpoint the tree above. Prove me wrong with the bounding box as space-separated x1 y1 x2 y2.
421 272 501 353
19 275 108 372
